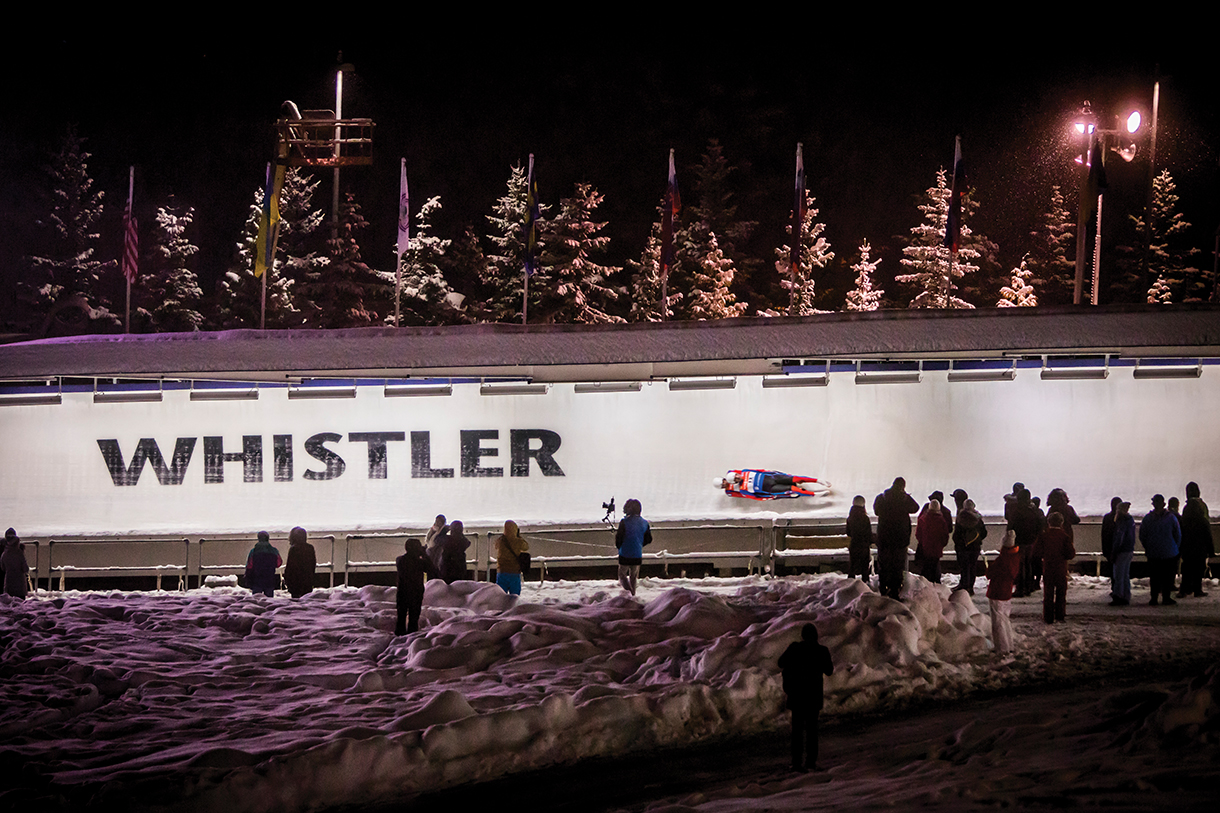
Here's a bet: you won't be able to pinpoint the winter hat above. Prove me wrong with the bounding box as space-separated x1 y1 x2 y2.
928 498 941 513
928 490 945 503
950 488 968 502
4 528 16 541
963 499 977 512
503 519 519 538
1186 482 1201 499
1152 494 1166 508
257 531 270 543
852 495 866 507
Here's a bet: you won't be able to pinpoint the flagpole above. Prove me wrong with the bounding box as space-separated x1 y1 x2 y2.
523 153 537 325
124 166 134 333
396 158 409 328
790 143 804 316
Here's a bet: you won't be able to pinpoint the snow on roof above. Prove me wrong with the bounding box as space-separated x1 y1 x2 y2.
3 305 1219 383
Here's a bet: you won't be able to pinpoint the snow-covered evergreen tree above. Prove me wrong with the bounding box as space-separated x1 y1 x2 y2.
997 254 1038 307
1027 185 1075 305
482 164 549 322
689 139 758 280
774 189 833 316
135 200 203 332
686 232 747 320
1147 275 1173 304
294 192 386 328
213 186 297 330
844 241 884 311
390 196 458 326
896 169 979 309
626 215 672 322
19 127 119 330
1120 170 1203 301
535 183 623 323
276 168 329 322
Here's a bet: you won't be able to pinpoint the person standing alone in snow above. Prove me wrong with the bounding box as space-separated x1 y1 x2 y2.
615 498 652 596
778 623 834 771
396 537 438 634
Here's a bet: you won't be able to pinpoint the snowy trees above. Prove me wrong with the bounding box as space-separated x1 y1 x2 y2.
1147 275 1173 304
1026 185 1075 305
214 186 297 329
997 255 1038 307
844 241 883 311
1119 170 1203 303
626 216 670 322
482 164 549 322
896 169 980 309
295 192 386 328
20 127 119 331
392 196 459 326
136 201 204 332
774 190 833 316
535 183 623 324
686 232 747 320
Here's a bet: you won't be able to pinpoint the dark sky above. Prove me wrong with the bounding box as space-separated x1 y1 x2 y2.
4 21 1217 314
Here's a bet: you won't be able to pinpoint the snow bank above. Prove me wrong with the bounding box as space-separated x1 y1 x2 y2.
0 574 991 811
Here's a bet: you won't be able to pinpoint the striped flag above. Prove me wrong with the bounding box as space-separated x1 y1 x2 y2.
660 148 680 282
122 168 138 284
789 143 806 278
396 158 410 262
523 154 540 278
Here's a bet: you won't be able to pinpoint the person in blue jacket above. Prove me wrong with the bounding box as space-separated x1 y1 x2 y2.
615 498 652 596
1139 494 1182 606
1109 501 1136 606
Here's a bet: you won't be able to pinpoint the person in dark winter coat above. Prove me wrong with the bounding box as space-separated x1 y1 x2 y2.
1032 512 1076 623
424 514 447 569
845 496 874 580
778 623 834 771
1109 501 1136 606
874 477 919 600
985 530 1020 653
396 537 439 634
245 531 282 597
494 520 530 595
1046 489 1081 541
1007 488 1043 597
1140 494 1182 606
914 497 951 583
2 528 30 599
283 526 317 599
952 499 987 594
1101 497 1122 563
436 520 471 584
615 499 652 596
1179 482 1214 598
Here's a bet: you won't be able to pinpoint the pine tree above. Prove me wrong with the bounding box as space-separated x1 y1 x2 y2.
213 186 297 330
896 169 980 308
689 139 758 280
390 196 458 326
844 241 884 311
774 189 833 316
136 199 203 332
20 127 119 330
295 192 386 328
277 168 329 323
1120 170 1203 301
686 232 747 320
535 183 623 323
1147 275 1173 304
1027 185 1075 305
626 215 671 322
997 254 1038 307
482 164 549 322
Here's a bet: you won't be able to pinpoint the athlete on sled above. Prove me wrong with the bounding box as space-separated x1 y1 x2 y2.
717 470 831 500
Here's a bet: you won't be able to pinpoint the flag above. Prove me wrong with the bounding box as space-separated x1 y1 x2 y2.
789 143 806 277
122 175 138 285
660 148 681 282
1084 136 1108 221
396 158 410 262
523 154 540 277
254 162 285 279
943 135 966 252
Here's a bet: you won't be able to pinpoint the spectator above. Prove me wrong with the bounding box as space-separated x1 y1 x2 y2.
1101 497 1122 564
874 477 919 600
1109 501 1136 606
396 538 438 634
1007 488 1043 597
283 526 317 599
952 498 987 594
245 531 282 597
1140 494 1182 606
845 496 873 581
424 514 447 569
615 499 652 596
914 496 951 584
1032 512 1076 624
985 530 1020 653
437 520 471 584
778 623 834 772
494 520 529 596
1179 482 1214 598
2 528 30 599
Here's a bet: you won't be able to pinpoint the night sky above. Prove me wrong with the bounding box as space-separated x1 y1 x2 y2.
4 21 1217 317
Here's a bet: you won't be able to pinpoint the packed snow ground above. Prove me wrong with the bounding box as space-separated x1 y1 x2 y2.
1 572 1217 812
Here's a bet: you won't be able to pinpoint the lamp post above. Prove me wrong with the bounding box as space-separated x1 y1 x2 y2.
1071 102 1142 305
332 55 356 239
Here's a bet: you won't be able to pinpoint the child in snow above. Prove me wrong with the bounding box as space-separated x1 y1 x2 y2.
985 530 1020 654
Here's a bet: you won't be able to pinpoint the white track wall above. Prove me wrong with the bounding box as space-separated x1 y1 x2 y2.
1 368 1216 536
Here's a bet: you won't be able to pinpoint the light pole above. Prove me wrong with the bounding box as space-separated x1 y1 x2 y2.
1072 102 1142 305
332 55 355 239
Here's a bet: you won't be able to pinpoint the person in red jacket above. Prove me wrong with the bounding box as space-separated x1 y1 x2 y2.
1032 512 1076 624
985 530 1021 654
914 496 952 584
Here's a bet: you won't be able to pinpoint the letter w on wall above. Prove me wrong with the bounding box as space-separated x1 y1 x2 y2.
97 438 197 486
